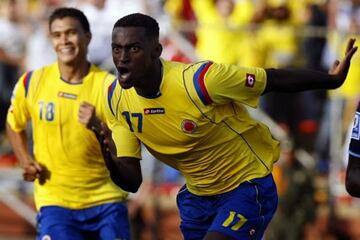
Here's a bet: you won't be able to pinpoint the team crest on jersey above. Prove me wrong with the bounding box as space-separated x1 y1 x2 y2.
181 119 197 133
352 112 360 140
245 73 256 87
41 235 51 240
144 108 165 115
58 91 77 100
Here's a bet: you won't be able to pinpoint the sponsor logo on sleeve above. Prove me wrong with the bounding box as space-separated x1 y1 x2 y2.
352 112 360 140
245 73 256 87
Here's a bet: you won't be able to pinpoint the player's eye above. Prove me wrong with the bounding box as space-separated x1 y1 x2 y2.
68 30 77 36
50 32 61 39
112 46 121 54
130 46 139 53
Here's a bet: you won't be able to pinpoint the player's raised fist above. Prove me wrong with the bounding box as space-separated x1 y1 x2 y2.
78 101 100 131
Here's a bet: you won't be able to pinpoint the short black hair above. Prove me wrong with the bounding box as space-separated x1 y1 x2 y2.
49 7 90 33
113 13 159 40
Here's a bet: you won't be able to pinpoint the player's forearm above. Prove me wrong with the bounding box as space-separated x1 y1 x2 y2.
5 123 31 167
263 68 340 94
346 156 360 198
104 155 143 193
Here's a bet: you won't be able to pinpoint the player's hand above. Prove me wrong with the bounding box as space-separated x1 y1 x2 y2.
99 122 117 158
328 38 358 85
78 101 101 132
21 159 43 182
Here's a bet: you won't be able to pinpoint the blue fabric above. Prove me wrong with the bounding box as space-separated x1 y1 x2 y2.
36 202 130 240
176 174 278 240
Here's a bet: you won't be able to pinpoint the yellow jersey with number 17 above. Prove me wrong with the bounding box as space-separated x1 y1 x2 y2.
7 63 128 210
105 59 280 196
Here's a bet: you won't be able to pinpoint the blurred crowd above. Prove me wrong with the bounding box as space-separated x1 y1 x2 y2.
0 0 360 239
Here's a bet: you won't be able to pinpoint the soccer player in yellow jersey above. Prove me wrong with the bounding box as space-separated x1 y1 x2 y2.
102 13 357 240
6 8 141 240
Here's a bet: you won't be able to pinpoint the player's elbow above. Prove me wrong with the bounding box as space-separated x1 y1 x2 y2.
111 174 142 193
126 177 142 193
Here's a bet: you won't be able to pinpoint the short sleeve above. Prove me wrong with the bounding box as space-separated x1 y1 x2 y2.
201 63 267 107
103 78 141 159
110 120 141 158
6 72 31 132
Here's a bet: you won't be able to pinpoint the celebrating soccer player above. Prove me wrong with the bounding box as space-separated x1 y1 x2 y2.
102 13 357 240
6 7 141 240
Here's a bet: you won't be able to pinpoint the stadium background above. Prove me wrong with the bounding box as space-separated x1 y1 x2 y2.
0 0 359 239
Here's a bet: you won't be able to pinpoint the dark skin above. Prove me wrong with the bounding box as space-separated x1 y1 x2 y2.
111 27 163 97
78 102 142 193
97 121 142 193
107 26 357 240
346 155 360 198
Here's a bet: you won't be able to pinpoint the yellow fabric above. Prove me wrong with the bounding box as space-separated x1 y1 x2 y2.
255 20 298 68
105 59 280 196
7 63 128 210
191 0 254 64
266 0 309 25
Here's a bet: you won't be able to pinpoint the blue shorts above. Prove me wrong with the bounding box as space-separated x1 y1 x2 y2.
36 202 130 240
176 174 278 240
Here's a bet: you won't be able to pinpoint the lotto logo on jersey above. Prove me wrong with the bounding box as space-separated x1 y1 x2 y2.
182 119 197 134
144 108 165 115
58 91 77 100
351 112 360 140
245 73 256 87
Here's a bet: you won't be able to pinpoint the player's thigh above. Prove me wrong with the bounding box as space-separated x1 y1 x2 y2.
209 174 278 240
97 202 130 240
176 185 214 240
36 206 84 240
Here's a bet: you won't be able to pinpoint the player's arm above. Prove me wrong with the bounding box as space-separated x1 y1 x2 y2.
263 38 357 94
6 123 43 182
99 122 142 193
6 73 43 182
78 101 142 192
346 155 360 198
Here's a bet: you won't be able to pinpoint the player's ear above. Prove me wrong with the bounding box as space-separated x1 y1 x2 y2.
152 43 162 59
84 32 92 46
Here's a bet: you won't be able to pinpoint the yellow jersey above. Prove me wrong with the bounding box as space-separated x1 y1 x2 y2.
7 63 128 210
105 60 280 196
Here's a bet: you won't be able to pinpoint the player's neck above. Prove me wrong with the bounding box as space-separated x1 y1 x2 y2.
136 60 163 98
58 60 90 84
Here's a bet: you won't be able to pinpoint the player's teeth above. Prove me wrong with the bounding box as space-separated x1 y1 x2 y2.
120 72 130 79
60 48 72 53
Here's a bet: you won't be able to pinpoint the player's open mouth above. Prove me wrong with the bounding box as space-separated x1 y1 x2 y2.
118 67 131 80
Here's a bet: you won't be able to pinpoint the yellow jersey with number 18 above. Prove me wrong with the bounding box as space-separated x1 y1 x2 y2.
7 63 128 210
105 59 280 196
